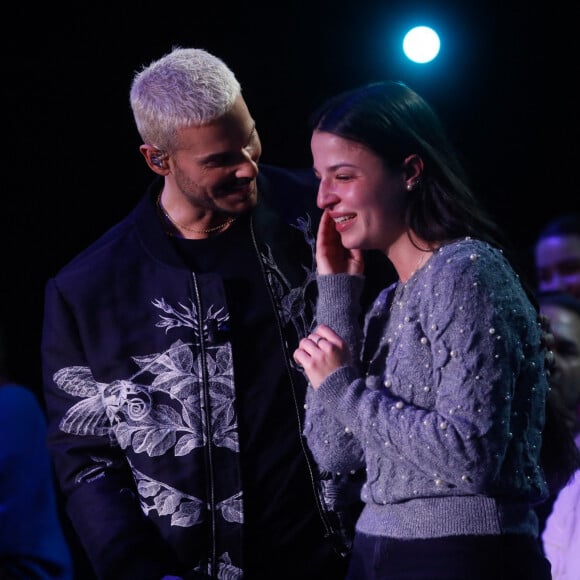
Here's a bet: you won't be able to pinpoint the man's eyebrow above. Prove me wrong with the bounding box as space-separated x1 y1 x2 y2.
197 123 258 164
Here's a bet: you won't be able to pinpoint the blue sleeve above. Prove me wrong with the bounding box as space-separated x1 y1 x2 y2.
0 384 74 579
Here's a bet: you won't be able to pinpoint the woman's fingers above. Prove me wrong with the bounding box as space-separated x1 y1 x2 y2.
310 324 340 346
293 325 353 389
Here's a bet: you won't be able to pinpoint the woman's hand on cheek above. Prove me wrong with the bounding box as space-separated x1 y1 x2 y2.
316 210 364 275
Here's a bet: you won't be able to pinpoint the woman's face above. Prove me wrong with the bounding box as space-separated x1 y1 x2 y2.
311 130 407 252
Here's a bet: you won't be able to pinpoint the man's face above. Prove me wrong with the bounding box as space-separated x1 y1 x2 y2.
165 95 262 216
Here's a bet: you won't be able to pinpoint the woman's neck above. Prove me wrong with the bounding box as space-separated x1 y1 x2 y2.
387 234 438 283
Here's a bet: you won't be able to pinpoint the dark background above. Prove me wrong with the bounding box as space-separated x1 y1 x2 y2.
4 0 578 392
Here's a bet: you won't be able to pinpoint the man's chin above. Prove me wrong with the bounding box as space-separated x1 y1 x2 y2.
223 189 258 214
232 185 258 207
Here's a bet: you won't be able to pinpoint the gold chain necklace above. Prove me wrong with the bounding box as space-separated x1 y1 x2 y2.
157 193 237 234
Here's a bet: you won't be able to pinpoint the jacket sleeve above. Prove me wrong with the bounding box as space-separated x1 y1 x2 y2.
41 278 181 580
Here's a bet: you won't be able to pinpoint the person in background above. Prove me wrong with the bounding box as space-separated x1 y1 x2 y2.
532 217 580 549
535 291 580 578
538 291 580 437
0 315 74 580
41 47 389 580
293 80 573 579
534 213 580 300
543 434 580 580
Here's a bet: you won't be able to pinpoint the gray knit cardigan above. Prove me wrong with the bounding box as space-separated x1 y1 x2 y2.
304 238 549 539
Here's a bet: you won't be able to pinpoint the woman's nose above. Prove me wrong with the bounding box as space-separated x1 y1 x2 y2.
317 183 337 209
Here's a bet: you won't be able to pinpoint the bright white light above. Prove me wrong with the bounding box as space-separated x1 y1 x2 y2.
403 26 441 64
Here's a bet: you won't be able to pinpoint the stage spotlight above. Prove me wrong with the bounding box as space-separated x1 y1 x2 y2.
403 26 441 64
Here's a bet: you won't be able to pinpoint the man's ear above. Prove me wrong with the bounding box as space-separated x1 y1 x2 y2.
403 153 424 190
140 145 169 174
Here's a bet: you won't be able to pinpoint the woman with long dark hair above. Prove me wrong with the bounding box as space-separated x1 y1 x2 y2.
294 80 578 579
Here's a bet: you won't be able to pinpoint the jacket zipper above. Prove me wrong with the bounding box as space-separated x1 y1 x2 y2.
191 273 219 577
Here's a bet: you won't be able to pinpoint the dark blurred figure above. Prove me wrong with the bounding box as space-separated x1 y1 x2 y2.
539 292 580 436
0 314 74 579
534 213 580 300
532 215 580 540
535 291 580 578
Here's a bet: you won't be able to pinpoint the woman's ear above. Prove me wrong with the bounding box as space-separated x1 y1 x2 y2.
403 154 424 190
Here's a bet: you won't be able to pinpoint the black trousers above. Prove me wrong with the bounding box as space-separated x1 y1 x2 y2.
347 532 552 580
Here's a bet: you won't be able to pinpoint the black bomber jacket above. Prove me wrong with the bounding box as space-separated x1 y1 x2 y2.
41 166 364 579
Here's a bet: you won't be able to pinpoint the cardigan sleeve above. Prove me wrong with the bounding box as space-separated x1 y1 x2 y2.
303 274 366 474
316 273 364 353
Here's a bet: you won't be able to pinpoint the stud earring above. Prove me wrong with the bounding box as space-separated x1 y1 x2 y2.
407 179 421 191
